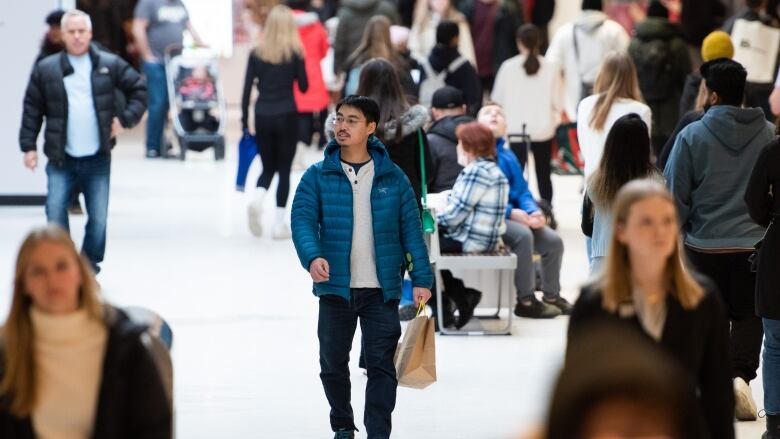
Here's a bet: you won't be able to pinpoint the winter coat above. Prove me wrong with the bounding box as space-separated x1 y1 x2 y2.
333 0 400 73
664 105 774 251
408 10 476 67
427 45 482 112
745 138 780 319
457 0 523 76
293 10 330 113
0 307 172 439
427 114 474 193
569 278 735 439
658 110 703 170
546 11 630 119
491 54 563 141
496 138 539 216
19 44 147 164
290 136 434 302
628 18 691 142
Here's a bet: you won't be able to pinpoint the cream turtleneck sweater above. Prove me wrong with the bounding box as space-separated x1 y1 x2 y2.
30 307 108 439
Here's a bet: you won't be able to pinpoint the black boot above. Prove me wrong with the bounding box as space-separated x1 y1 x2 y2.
440 292 456 329
441 271 477 329
455 287 482 329
765 414 780 439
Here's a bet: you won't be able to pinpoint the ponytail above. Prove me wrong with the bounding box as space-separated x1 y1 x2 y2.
517 24 541 76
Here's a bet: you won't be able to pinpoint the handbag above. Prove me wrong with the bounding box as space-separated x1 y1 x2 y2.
418 129 435 234
235 130 257 191
551 113 585 176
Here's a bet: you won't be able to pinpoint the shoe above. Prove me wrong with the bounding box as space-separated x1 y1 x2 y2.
543 296 573 315
334 430 355 439
765 414 780 439
68 200 84 215
440 295 456 329
455 288 482 329
271 223 291 239
247 188 267 237
146 149 160 159
514 296 561 319
398 304 417 321
734 377 758 421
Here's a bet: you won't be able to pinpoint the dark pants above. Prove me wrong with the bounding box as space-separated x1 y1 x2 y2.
511 139 553 204
686 249 763 382
143 61 168 153
297 111 328 148
255 112 298 207
318 289 401 438
45 153 111 273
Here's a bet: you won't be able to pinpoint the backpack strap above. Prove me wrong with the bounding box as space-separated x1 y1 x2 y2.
420 58 438 80
446 56 468 74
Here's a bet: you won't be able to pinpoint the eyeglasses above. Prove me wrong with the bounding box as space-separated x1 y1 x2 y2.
332 116 365 127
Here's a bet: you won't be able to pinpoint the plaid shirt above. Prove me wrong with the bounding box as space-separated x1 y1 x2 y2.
437 158 509 252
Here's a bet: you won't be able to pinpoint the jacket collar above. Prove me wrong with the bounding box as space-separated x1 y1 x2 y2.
59 43 101 76
322 135 392 176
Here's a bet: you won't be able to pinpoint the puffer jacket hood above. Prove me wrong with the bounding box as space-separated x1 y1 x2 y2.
701 106 769 153
322 133 390 171
428 114 473 143
341 0 380 12
635 17 684 41
382 104 429 140
575 10 609 33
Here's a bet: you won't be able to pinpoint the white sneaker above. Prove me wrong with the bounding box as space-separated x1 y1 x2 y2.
271 223 291 240
734 377 758 421
248 202 263 237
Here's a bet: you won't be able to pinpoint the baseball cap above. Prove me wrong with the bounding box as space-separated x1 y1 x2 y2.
431 86 465 109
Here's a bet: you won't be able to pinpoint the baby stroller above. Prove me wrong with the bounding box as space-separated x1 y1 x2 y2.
165 45 226 160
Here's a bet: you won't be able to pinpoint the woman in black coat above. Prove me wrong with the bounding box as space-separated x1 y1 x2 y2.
568 179 734 439
745 136 780 438
0 226 171 439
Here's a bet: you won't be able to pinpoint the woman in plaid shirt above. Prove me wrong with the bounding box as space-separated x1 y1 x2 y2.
436 122 509 328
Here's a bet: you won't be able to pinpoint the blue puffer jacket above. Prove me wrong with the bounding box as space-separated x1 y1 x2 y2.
291 136 434 302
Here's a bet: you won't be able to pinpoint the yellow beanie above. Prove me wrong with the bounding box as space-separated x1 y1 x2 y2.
701 31 734 62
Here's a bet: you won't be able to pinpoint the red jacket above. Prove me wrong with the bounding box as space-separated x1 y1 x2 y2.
294 11 329 112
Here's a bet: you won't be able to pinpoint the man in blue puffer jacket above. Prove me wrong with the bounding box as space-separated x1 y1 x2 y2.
291 95 433 439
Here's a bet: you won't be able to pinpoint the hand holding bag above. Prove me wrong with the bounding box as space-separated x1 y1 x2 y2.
394 301 437 389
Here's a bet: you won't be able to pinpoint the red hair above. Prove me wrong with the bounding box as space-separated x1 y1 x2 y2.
456 122 496 158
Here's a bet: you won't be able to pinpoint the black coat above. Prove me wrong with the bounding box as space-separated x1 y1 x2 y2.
679 72 702 118
428 45 482 114
19 44 147 165
457 0 523 75
427 114 473 193
569 279 735 439
658 110 703 170
0 307 172 439
745 138 780 318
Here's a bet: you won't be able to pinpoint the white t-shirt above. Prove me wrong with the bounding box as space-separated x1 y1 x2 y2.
577 95 652 177
491 54 564 141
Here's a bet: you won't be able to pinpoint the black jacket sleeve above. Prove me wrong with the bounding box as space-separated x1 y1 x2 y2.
657 110 702 169
19 64 45 152
127 334 172 439
697 285 736 439
745 140 775 227
241 54 255 131
296 54 309 94
114 58 147 128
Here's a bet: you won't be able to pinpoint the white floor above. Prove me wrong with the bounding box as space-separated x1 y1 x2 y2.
0 117 765 438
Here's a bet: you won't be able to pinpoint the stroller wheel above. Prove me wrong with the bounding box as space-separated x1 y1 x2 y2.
214 139 225 161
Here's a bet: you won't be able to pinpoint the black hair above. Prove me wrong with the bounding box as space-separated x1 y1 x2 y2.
589 113 657 209
286 0 311 10
646 1 669 18
581 0 603 11
336 95 381 125
747 0 764 9
700 58 747 107
356 58 409 143
45 9 65 26
436 20 460 46
517 24 541 76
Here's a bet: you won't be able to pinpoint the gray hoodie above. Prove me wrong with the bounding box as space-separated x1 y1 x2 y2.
664 105 773 250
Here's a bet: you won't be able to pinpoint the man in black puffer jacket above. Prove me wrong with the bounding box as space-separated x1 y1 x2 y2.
427 87 473 193
19 9 146 273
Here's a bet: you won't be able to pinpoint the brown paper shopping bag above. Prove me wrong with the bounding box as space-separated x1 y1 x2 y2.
394 302 436 389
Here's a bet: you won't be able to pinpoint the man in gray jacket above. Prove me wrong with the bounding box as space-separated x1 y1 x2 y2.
665 58 773 422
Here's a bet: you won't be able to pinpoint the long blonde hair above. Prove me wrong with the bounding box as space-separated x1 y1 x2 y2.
599 179 704 312
345 16 406 70
1 226 104 417
255 5 303 64
589 52 644 131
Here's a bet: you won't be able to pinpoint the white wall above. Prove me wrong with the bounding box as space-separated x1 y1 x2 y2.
0 0 59 200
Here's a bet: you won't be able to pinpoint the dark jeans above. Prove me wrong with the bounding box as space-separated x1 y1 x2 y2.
686 249 763 382
318 289 401 438
143 61 168 152
46 153 111 272
510 139 553 204
255 112 298 207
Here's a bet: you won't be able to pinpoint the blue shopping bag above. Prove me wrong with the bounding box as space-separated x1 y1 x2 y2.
236 130 257 191
400 279 414 306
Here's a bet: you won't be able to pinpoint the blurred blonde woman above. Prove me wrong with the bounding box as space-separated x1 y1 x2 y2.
242 4 309 239
576 52 652 177
568 179 734 439
0 226 171 438
408 0 475 65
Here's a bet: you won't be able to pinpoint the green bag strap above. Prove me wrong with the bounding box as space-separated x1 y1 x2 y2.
417 128 428 207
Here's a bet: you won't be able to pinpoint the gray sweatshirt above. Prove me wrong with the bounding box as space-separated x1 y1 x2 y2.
664 105 773 250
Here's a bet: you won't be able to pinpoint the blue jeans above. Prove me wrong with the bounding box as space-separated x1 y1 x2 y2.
318 289 401 438
46 153 111 272
143 61 168 152
765 319 780 415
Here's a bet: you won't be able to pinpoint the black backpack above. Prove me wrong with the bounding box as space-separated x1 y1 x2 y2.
633 38 676 102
